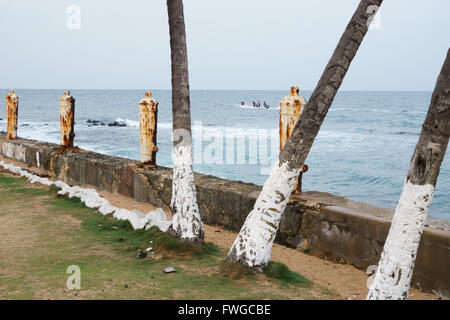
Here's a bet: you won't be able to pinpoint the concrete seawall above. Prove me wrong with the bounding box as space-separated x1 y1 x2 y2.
0 134 448 297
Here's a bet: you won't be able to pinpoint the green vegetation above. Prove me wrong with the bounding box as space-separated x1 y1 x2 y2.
264 262 312 286
0 172 334 300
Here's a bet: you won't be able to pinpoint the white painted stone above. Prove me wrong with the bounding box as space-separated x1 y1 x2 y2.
0 160 171 233
98 204 117 215
113 209 148 229
145 208 172 232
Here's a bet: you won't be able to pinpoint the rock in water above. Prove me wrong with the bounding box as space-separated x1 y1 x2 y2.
108 121 126 127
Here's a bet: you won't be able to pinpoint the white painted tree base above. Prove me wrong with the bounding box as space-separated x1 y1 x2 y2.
227 160 300 267
367 181 434 300
170 145 204 242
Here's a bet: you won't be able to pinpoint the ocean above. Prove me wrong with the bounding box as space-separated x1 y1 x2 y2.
0 89 448 221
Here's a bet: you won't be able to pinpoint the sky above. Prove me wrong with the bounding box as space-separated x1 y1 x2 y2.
0 0 449 91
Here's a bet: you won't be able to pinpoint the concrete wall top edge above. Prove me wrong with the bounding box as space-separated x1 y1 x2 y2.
1 134 448 231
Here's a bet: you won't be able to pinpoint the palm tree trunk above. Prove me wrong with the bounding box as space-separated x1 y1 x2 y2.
167 0 204 243
367 49 450 300
226 0 383 268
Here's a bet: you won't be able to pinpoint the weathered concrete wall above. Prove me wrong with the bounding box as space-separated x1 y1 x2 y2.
0 134 448 297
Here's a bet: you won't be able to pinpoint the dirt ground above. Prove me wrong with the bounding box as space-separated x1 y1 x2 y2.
0 168 331 300
98 189 437 300
0 156 439 300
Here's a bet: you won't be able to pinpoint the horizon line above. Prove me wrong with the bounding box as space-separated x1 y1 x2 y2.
0 88 434 93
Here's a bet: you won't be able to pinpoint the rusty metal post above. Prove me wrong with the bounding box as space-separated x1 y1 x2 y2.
59 90 75 148
139 91 159 164
280 86 308 193
5 90 18 140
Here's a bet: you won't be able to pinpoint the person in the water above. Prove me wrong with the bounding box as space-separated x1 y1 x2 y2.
240 101 244 106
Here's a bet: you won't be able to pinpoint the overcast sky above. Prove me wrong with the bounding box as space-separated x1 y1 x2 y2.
0 0 449 91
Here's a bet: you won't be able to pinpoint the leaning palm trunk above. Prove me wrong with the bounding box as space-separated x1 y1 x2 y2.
367 49 450 300
166 0 204 243
226 0 383 268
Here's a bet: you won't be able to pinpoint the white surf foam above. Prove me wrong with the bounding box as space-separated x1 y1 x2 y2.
235 104 277 110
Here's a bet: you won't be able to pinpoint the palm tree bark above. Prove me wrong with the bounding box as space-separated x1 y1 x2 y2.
226 0 383 268
166 0 204 243
367 49 450 300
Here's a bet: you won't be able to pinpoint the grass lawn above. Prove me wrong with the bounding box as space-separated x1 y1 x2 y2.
0 172 334 300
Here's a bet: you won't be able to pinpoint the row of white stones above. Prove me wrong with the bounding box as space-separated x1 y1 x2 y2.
0 160 172 232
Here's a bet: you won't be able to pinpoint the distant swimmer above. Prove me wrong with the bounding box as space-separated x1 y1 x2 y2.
256 101 261 108
263 101 268 109
253 101 256 107
240 101 244 106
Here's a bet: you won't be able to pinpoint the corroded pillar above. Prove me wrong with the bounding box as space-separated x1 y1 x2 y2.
139 91 159 164
59 90 75 147
280 86 308 193
280 86 306 149
5 90 18 140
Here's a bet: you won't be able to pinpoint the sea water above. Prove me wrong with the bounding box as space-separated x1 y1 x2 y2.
0 89 448 221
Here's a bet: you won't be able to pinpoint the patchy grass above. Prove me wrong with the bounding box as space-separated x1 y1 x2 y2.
0 171 334 300
0 174 48 197
264 262 312 287
48 193 220 259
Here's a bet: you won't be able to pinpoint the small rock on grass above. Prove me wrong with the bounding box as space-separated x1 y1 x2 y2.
137 250 148 259
163 267 176 273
